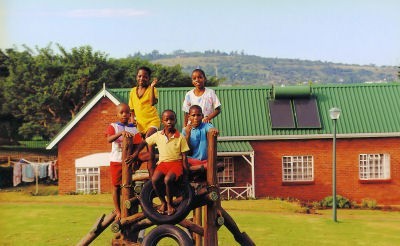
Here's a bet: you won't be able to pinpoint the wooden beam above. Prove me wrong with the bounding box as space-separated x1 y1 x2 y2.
76 211 116 246
204 130 219 246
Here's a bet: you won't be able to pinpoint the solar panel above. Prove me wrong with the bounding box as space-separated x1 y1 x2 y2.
268 99 295 128
293 98 321 128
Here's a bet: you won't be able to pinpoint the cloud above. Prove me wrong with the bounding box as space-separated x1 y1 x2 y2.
66 8 149 18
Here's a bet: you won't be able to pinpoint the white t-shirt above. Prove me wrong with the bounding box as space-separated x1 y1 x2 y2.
108 123 139 162
182 88 221 117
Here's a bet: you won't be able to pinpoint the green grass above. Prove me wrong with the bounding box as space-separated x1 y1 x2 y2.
1 185 400 245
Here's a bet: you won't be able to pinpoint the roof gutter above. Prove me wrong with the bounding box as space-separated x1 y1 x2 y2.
218 132 400 141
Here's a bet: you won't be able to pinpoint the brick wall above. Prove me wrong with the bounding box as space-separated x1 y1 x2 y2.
56 97 400 204
58 98 116 194
251 138 400 205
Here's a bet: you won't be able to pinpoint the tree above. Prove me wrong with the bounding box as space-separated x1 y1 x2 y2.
398 67 400 80
2 44 112 139
0 45 198 140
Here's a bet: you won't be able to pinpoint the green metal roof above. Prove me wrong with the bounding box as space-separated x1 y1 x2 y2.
110 83 400 138
217 141 253 153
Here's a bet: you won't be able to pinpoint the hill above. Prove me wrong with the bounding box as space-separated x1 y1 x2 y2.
137 52 398 85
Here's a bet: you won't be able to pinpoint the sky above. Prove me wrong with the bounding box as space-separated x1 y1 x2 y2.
1 0 399 66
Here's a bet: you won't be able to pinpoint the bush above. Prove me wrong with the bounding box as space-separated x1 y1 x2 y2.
312 201 322 209
0 166 13 188
361 198 377 209
320 195 352 208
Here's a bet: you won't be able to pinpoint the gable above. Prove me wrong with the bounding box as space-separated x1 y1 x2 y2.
46 88 121 149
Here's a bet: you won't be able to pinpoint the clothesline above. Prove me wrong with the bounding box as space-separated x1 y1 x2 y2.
1 155 57 166
12 158 58 188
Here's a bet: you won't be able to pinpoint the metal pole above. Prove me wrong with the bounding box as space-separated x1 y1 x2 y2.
332 119 337 222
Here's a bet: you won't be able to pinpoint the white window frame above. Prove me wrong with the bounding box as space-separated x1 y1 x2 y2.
282 155 314 182
217 157 234 184
75 167 100 194
359 153 390 180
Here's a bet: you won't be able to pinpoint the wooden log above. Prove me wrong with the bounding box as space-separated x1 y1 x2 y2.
120 212 146 227
111 238 141 246
121 136 134 218
179 218 204 236
111 211 147 232
129 218 153 233
193 207 203 246
194 184 219 202
204 130 219 246
120 136 138 242
124 196 140 209
190 191 214 210
76 211 116 246
220 208 256 246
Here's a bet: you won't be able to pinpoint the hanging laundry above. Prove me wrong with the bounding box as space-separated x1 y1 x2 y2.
12 158 57 184
39 164 48 179
48 161 58 181
13 160 23 186
22 164 35 182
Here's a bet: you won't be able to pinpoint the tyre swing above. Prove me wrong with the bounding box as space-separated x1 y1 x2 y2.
139 180 194 225
142 224 193 246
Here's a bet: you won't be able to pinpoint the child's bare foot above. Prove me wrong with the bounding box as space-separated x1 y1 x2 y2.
157 203 166 215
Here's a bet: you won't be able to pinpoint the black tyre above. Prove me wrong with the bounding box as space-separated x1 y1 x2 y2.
139 180 193 225
142 224 193 246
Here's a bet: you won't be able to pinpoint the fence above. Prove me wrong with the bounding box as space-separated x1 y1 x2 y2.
220 183 253 200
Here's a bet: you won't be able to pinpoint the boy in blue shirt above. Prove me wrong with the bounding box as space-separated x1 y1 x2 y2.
183 105 219 174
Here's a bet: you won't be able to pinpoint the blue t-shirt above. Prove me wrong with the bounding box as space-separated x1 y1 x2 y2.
182 123 213 161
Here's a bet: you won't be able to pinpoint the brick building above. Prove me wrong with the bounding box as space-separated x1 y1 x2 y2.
47 83 400 204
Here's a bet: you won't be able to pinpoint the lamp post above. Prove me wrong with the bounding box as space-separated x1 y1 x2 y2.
329 107 341 222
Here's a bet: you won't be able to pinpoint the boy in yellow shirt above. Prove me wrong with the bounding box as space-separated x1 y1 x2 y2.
126 109 190 216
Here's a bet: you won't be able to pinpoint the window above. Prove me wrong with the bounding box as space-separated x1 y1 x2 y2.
217 157 234 183
282 156 314 181
359 154 390 180
268 98 321 129
76 167 100 194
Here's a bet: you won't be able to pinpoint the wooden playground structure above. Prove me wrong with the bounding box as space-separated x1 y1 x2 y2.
78 132 255 245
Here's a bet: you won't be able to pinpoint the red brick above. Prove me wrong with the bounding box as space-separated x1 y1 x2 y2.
56 97 400 205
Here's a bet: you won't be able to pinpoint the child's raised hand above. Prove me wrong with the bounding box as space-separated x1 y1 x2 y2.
151 78 158 87
184 121 192 135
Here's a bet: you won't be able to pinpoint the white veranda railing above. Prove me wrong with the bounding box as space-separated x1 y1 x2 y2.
219 183 253 200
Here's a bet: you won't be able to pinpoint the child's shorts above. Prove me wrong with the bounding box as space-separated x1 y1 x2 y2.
156 160 183 181
110 162 122 186
188 158 208 169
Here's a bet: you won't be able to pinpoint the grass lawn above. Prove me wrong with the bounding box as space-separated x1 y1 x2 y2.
0 184 399 246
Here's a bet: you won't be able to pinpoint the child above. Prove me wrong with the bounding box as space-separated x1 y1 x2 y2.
183 105 219 173
182 68 221 126
126 109 190 216
129 66 160 138
106 103 142 220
